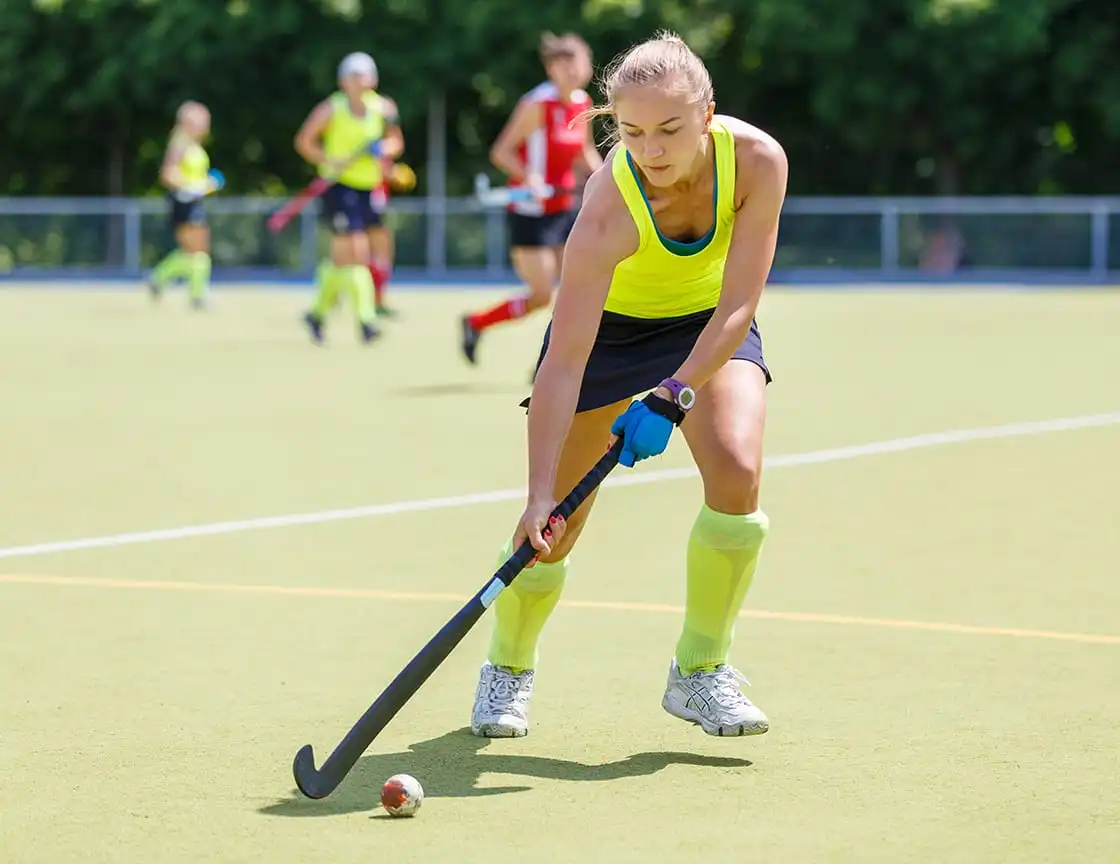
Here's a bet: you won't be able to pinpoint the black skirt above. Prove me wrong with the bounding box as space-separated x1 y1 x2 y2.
525 308 771 414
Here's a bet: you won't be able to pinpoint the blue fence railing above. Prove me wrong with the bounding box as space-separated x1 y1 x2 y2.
1 195 1118 283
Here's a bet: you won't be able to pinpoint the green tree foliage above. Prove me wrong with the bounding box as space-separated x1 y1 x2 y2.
1 0 1118 196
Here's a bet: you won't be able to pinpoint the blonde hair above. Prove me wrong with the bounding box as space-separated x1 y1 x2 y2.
173 100 209 140
584 31 713 138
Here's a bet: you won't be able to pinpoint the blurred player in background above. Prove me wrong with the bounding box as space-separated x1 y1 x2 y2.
147 101 224 308
367 87 415 318
295 52 403 344
459 32 601 365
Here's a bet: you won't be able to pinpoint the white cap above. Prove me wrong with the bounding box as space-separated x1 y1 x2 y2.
338 52 377 81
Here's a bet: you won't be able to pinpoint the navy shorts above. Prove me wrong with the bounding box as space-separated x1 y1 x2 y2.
508 210 577 249
168 193 205 227
525 308 772 414
321 183 383 234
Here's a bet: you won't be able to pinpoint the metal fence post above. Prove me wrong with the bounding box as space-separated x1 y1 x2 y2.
880 203 900 275
485 208 506 274
124 201 142 275
299 208 318 274
1090 202 1109 282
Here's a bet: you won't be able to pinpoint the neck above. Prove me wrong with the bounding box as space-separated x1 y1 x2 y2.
554 83 576 103
667 131 713 194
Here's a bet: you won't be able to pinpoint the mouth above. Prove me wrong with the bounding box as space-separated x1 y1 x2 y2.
644 165 672 175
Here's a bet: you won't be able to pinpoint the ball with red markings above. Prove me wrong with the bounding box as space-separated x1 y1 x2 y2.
380 773 424 817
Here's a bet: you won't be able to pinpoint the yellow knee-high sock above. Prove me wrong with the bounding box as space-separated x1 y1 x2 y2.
337 264 375 326
309 261 339 319
187 251 211 302
488 540 569 672
150 249 191 287
675 506 770 674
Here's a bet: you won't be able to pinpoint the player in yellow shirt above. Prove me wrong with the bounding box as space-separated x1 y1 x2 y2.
148 101 225 308
295 52 403 343
467 32 788 740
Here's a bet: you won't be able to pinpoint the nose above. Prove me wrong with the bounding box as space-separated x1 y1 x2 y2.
642 138 665 161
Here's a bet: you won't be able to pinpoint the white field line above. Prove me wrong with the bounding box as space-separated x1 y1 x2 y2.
0 412 1117 561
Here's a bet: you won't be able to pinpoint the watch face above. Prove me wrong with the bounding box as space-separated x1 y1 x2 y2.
678 386 696 410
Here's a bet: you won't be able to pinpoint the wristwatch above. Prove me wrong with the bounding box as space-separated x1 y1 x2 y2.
658 378 696 413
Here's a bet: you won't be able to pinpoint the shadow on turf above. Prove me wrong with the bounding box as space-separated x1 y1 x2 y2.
259 727 752 816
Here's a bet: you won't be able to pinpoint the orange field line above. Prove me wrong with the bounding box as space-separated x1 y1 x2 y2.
2 572 1117 646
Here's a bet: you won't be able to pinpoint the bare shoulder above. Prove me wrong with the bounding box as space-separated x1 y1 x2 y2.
378 95 400 119
308 97 335 122
716 115 788 207
569 154 638 262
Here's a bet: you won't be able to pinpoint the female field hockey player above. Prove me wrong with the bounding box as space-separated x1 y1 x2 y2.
295 52 403 344
148 101 224 308
459 32 602 365
469 32 788 739
367 90 414 318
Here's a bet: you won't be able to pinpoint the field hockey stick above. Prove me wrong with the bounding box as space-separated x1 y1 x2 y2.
266 143 375 233
473 172 556 207
292 438 625 800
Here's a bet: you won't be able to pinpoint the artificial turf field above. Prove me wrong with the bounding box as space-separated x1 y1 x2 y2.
1 283 1118 862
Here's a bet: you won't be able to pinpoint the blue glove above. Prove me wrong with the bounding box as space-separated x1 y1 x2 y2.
610 394 683 468
369 139 384 157
207 168 225 192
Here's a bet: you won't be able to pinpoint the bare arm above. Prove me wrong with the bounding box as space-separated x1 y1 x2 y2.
379 95 405 161
527 167 637 499
158 135 188 191
668 133 788 391
489 99 543 184
294 100 333 167
577 123 603 177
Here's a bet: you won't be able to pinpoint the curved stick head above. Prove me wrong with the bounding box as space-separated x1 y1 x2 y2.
292 744 330 799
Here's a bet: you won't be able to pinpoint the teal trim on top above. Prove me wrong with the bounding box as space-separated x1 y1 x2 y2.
625 147 718 257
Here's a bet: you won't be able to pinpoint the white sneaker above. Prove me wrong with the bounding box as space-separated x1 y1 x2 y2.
661 659 769 737
470 661 534 738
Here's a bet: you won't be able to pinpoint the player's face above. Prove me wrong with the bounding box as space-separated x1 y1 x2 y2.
340 72 374 97
614 82 712 188
182 106 211 140
546 52 591 93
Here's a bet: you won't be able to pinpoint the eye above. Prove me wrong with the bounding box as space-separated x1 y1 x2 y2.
621 127 643 138
660 127 681 136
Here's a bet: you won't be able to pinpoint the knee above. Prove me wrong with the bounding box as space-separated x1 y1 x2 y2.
702 450 762 514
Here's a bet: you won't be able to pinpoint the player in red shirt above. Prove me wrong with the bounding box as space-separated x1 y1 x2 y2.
460 33 602 365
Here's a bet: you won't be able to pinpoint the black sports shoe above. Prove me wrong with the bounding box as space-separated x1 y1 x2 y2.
460 316 480 365
303 311 324 345
360 321 381 343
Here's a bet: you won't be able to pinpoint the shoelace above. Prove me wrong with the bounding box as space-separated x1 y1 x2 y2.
708 665 754 705
485 670 531 711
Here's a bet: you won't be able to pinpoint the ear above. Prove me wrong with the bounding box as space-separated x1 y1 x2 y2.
702 102 715 132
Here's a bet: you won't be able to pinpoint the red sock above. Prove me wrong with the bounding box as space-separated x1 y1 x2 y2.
468 297 528 331
369 264 390 306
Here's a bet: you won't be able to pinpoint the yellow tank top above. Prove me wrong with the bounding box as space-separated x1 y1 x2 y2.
604 119 737 319
320 92 385 190
175 134 210 187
